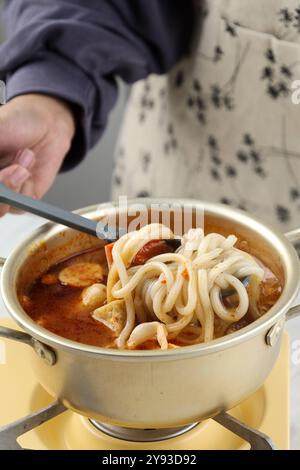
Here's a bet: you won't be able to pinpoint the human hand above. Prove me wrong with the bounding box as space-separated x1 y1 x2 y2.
0 94 75 216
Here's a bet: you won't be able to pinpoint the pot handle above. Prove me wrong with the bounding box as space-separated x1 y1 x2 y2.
285 228 300 246
285 229 300 321
285 305 300 321
0 256 56 366
0 325 56 366
0 325 35 347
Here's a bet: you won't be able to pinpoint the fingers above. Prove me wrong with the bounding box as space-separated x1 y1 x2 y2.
9 177 36 214
0 148 35 175
0 149 35 215
9 149 36 213
10 149 36 214
0 164 31 217
15 148 35 171
0 164 31 187
0 154 16 170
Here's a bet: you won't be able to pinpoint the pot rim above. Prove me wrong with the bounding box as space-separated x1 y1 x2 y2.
1 198 299 359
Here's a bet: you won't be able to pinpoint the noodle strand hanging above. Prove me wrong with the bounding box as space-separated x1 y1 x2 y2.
98 224 264 349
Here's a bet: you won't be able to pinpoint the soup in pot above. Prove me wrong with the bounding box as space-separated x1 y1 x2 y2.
20 224 282 350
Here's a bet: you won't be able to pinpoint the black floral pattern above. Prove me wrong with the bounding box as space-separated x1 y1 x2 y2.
225 20 238 37
278 6 300 33
211 168 221 181
276 205 291 223
261 47 293 100
214 45 224 63
208 135 221 167
220 197 232 205
208 135 240 183
113 1 300 230
210 84 234 110
291 188 300 201
163 123 178 155
174 69 185 88
189 40 250 124
186 77 236 124
114 175 122 187
219 196 248 212
141 151 151 172
278 8 294 27
186 79 207 124
236 134 267 179
138 80 155 123
198 45 224 63
136 190 152 198
112 146 126 188
225 165 237 178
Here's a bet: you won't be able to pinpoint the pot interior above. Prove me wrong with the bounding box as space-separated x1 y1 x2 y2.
16 203 285 299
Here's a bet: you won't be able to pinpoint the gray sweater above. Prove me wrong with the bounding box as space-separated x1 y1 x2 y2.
0 0 194 169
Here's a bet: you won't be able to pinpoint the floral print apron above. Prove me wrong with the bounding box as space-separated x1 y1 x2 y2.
112 0 300 231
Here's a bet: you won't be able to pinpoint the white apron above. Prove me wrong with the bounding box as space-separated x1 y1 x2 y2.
112 0 300 231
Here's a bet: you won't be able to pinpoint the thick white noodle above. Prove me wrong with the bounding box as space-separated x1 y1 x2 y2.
127 321 168 350
106 224 264 349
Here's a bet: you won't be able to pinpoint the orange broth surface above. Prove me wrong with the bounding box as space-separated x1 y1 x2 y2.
20 244 282 349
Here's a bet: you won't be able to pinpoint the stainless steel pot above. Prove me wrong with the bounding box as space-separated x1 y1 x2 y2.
0 199 300 429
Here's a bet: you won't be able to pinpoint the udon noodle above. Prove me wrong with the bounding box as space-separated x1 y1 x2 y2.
103 224 264 350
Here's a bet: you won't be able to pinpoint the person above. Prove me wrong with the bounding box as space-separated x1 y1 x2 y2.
0 0 299 230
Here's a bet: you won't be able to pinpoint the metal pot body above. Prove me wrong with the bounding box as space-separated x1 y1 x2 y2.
0 199 299 428
27 326 282 428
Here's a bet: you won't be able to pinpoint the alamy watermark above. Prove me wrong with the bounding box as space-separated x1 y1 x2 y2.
94 196 204 242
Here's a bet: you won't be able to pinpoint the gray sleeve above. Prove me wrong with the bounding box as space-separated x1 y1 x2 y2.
0 0 194 169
